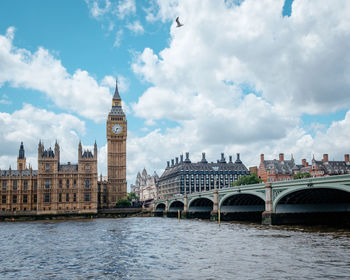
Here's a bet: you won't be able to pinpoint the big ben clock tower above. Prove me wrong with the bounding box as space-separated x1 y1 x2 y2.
106 79 127 206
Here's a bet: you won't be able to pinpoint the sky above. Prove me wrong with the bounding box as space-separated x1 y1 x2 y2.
1 0 350 189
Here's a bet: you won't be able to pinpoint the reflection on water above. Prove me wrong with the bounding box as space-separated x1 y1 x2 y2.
0 217 350 279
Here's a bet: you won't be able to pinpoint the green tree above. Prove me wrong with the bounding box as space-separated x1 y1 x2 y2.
234 173 262 186
127 192 138 202
115 198 131 208
293 172 311 179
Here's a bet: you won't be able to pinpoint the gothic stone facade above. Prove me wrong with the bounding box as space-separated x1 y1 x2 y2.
0 80 127 214
158 152 249 200
131 168 158 202
0 141 98 214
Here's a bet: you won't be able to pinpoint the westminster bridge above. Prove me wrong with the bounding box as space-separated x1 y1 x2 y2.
154 174 350 225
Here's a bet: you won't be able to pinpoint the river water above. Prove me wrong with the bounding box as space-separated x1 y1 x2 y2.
0 217 350 279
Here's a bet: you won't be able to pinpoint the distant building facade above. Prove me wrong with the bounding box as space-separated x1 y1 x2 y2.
0 141 98 214
131 168 158 202
158 152 249 199
258 153 350 183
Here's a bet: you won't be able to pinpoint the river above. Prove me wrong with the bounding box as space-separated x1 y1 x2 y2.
0 217 349 279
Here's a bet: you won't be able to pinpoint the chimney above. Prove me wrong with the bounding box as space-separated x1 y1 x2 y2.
201 153 208 163
322 154 328 163
345 154 349 164
279 153 284 162
260 154 264 162
175 157 179 165
302 159 307 167
171 159 174 166
180 155 183 163
167 161 170 168
186 152 189 160
229 156 232 163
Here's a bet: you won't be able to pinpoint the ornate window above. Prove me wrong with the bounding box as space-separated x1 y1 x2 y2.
23 194 27 204
24 180 28 191
2 195 6 204
44 179 51 189
13 180 17 191
84 192 90 202
44 193 50 203
66 179 70 188
84 179 90 189
66 193 69 202
2 181 6 191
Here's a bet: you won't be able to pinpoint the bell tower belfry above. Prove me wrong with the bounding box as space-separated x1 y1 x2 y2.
106 79 127 206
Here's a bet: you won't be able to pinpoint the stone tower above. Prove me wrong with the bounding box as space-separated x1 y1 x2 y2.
106 79 127 206
17 142 26 170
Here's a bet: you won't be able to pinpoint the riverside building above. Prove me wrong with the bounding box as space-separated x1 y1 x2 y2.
158 152 249 199
0 80 127 214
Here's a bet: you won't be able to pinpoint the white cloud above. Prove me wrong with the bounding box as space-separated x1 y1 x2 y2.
0 104 86 170
126 21 144 34
117 0 136 19
86 0 112 18
0 27 114 122
113 29 123 47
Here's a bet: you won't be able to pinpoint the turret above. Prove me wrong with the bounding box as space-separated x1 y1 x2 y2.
17 142 26 170
94 141 98 159
78 141 82 159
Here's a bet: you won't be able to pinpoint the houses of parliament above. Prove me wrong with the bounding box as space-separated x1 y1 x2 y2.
0 81 127 214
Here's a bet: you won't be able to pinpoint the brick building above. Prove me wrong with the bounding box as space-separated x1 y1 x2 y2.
258 153 350 183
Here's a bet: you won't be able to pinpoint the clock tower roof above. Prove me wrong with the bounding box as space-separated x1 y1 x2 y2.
109 78 125 116
113 78 121 100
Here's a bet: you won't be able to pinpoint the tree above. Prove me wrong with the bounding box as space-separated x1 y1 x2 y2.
293 172 311 179
234 173 262 186
127 192 138 202
115 198 131 208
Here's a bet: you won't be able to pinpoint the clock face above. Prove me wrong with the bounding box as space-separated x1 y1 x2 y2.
112 123 122 134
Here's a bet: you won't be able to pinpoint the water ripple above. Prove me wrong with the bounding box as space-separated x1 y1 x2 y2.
0 218 350 279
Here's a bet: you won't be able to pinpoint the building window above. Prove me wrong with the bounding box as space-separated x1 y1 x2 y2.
84 192 90 202
85 164 90 170
73 193 76 202
34 194 37 203
13 195 17 204
103 195 107 203
2 181 6 191
73 180 77 188
59 193 62 203
13 180 17 191
59 180 62 188
84 179 90 189
45 163 50 171
44 179 51 189
24 180 28 191
2 195 6 204
34 181 37 190
44 193 50 203
66 193 69 202
23 194 28 204
66 179 69 188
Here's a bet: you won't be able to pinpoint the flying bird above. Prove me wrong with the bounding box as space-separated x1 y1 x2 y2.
176 17 184 27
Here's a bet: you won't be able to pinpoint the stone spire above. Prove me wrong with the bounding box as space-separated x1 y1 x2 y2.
113 78 121 100
18 142 25 159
